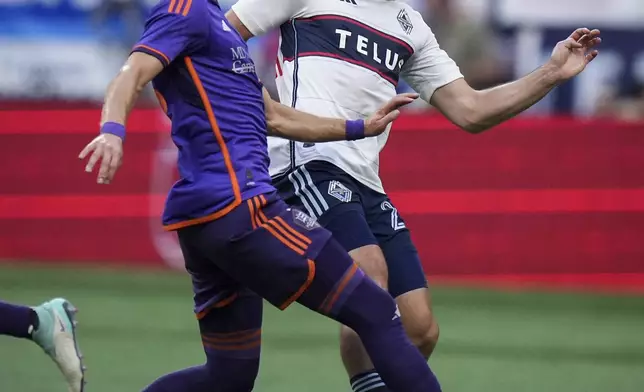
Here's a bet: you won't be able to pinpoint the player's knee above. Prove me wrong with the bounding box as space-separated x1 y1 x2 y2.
349 245 389 289
405 317 439 358
396 288 439 357
339 324 361 350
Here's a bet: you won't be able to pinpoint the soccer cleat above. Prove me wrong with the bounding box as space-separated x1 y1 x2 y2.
32 298 86 392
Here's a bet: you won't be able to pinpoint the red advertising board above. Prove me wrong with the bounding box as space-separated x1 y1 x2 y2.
1 109 643 289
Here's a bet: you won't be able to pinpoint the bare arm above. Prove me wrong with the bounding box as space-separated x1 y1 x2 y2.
80 1 208 184
79 52 163 184
431 66 559 133
430 28 601 134
101 52 163 125
262 88 418 142
263 88 344 141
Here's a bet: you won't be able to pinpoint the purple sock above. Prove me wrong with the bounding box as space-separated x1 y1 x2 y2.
298 240 441 392
144 291 262 392
336 278 442 392
296 240 440 392
142 366 209 392
0 300 38 339
203 354 259 392
142 356 259 392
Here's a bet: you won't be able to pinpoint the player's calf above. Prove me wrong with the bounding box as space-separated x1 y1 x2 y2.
340 245 389 386
142 366 210 392
297 240 442 392
144 331 261 392
340 245 392 385
196 292 263 392
144 291 262 392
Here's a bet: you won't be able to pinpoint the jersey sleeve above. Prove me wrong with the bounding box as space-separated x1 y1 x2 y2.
132 0 208 67
231 0 306 37
401 21 464 103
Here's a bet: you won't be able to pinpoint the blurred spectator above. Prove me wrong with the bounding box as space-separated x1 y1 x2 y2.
91 0 159 102
1 0 642 119
92 0 147 51
423 0 511 90
596 82 644 122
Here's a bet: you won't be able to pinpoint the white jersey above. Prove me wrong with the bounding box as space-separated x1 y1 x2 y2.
232 0 463 193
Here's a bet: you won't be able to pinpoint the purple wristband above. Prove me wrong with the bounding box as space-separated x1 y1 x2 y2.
100 122 126 141
345 119 365 141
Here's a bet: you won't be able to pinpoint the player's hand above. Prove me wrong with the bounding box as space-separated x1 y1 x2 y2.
78 133 123 184
365 93 419 136
548 28 601 81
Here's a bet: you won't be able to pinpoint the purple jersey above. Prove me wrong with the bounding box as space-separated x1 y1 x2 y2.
132 0 274 230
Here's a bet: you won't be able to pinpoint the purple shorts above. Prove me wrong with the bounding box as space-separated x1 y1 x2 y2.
178 192 337 317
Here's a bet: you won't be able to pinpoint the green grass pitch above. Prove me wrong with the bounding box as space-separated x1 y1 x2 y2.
1 264 643 392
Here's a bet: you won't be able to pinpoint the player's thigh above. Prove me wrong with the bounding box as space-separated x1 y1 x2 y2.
365 194 428 298
275 166 388 286
178 230 243 321
321 203 389 288
177 230 264 357
182 193 326 311
274 164 367 243
273 164 353 222
204 193 371 320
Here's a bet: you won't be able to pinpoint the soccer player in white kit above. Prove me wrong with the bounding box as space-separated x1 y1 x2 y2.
227 1 600 391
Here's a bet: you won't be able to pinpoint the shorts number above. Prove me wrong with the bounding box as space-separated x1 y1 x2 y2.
381 201 406 231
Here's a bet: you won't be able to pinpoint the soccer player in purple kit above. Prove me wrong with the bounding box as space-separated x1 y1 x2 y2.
78 0 443 391
0 299 85 392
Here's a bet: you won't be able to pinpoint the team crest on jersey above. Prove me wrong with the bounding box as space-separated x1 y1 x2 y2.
328 181 352 203
397 9 413 35
292 209 320 231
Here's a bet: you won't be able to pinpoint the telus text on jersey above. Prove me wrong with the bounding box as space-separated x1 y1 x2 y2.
335 29 405 71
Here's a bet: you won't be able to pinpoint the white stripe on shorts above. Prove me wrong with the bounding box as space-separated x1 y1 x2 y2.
290 168 325 217
300 166 330 211
288 170 317 217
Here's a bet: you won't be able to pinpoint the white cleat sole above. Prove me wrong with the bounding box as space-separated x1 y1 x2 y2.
56 301 87 392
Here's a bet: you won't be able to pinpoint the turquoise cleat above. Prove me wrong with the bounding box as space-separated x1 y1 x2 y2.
32 298 86 392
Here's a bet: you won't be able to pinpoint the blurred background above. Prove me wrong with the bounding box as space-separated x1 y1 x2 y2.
1 0 643 391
